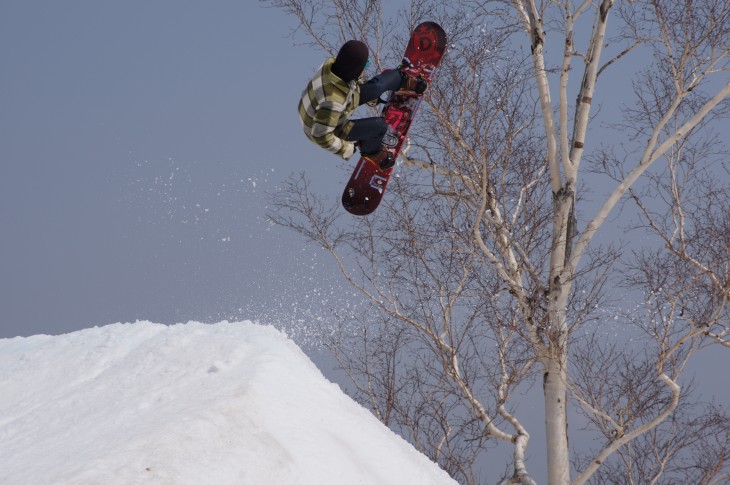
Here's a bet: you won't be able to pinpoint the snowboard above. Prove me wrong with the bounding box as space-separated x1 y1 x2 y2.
341 21 447 216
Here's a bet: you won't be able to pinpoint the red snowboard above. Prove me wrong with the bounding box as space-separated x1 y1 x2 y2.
341 22 447 216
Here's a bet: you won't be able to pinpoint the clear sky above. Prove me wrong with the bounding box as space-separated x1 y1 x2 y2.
1 1 353 338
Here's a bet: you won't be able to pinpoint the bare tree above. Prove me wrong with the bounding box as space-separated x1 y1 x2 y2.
268 1 730 483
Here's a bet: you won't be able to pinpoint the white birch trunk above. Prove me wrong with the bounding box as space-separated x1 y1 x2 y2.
515 2 615 483
543 360 570 485
544 193 574 485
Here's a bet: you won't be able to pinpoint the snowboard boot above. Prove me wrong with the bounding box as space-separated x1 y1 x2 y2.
365 147 396 169
399 71 428 94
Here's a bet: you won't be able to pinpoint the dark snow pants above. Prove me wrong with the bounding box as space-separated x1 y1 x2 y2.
346 69 402 156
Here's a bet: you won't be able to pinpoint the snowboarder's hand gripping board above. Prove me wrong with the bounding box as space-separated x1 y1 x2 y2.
341 22 447 216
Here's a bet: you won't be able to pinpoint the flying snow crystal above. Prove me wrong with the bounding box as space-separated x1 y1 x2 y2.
0 322 457 485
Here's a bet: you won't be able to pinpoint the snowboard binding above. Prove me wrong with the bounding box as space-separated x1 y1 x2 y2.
399 68 428 94
364 147 396 170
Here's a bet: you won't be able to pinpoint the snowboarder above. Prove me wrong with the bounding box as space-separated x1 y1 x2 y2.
298 40 427 170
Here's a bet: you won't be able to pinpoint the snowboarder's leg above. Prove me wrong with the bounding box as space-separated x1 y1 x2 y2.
359 70 402 105
346 117 388 155
346 117 395 169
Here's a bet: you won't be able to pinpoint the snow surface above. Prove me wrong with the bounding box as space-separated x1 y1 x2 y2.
0 321 456 485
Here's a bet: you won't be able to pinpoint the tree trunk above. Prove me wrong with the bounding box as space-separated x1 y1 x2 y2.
543 188 575 484
544 360 570 485
543 276 572 485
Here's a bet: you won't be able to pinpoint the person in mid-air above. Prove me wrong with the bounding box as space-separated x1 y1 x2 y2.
298 40 427 170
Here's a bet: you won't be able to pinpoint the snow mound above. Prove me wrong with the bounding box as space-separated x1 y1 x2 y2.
0 321 456 485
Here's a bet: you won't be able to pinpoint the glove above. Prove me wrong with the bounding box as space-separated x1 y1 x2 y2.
342 142 356 160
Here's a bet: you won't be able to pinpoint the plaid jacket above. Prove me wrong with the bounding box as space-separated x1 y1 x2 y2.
298 57 360 159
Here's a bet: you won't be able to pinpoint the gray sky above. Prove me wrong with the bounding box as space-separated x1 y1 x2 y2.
2 2 728 482
1 1 352 338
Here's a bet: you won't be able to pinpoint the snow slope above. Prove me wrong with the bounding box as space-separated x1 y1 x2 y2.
0 321 456 485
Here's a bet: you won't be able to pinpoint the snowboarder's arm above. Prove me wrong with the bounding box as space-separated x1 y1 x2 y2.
310 102 355 159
